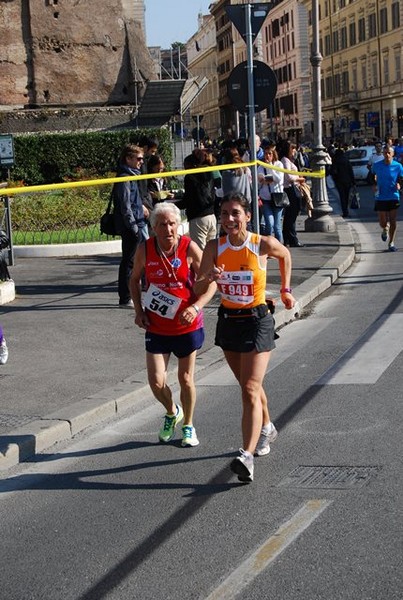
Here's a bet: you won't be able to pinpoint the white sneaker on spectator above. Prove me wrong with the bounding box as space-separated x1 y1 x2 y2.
0 338 9 365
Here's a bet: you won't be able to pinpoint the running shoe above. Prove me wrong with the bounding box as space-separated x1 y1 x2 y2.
181 425 199 447
230 449 254 483
158 404 184 442
381 228 388 242
119 299 134 308
255 422 278 456
0 338 8 365
388 244 397 252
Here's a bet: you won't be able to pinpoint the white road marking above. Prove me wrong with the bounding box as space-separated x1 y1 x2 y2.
318 313 403 384
197 318 334 386
205 499 332 600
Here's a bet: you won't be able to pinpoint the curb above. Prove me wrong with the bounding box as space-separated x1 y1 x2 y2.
0 221 356 471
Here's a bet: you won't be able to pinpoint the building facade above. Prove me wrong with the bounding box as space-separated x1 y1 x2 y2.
302 0 403 142
199 0 311 143
187 12 220 141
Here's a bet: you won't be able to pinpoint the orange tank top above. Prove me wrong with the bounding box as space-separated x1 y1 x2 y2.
216 232 267 309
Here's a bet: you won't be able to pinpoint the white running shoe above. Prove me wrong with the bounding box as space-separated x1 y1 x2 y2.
181 425 200 447
255 422 278 456
230 449 254 482
0 338 9 365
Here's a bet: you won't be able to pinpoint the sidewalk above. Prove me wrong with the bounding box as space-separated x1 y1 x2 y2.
0 215 355 470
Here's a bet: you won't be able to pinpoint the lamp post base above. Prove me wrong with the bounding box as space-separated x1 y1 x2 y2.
305 146 336 233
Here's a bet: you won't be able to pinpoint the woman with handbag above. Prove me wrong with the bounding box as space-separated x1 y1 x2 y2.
257 144 285 243
278 140 306 247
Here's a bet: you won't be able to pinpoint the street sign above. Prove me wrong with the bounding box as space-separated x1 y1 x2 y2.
227 61 277 114
226 3 274 43
191 127 206 141
0 134 14 168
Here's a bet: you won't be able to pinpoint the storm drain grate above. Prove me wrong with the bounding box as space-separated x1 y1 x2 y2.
0 413 40 429
278 465 381 489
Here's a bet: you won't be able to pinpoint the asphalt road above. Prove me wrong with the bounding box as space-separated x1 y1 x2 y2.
0 185 402 599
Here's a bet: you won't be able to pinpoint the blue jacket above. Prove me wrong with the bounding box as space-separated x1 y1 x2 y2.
112 164 146 235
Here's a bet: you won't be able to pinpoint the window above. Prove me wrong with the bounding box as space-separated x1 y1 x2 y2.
325 34 331 55
325 76 333 98
339 0 346 7
383 55 389 85
391 2 400 29
380 8 388 34
352 65 357 89
371 58 378 87
340 26 347 50
333 30 339 52
358 18 365 42
349 22 356 46
368 13 377 38
361 62 367 89
395 52 401 82
342 70 349 92
334 73 341 95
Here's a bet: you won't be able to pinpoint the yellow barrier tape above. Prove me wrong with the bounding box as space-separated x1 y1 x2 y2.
0 159 323 197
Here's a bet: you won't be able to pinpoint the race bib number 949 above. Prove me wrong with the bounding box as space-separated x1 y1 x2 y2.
143 283 182 319
217 270 254 304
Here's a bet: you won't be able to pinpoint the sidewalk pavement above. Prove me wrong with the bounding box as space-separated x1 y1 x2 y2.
0 214 355 470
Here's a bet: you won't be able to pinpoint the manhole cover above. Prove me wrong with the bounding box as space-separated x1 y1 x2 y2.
279 465 381 489
0 413 39 429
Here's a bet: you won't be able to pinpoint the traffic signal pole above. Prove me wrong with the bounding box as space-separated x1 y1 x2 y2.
245 3 260 233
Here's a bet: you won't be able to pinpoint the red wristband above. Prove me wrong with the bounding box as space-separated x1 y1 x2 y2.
280 287 292 293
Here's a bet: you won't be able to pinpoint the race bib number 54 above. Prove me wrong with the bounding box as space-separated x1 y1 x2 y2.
143 283 182 319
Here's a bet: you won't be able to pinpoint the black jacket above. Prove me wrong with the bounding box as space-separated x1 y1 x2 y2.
176 172 215 221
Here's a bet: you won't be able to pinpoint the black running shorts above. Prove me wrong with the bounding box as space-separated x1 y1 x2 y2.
215 304 276 353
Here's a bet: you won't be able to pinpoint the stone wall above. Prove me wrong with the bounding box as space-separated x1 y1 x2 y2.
0 0 155 108
0 106 137 135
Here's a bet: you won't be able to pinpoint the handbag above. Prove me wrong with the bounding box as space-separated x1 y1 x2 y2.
100 192 117 236
271 192 290 208
349 187 360 210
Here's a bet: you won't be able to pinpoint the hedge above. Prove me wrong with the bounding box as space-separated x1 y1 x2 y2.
6 127 172 186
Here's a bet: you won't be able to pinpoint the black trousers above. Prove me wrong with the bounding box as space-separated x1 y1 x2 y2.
282 186 301 246
336 184 351 217
118 229 139 304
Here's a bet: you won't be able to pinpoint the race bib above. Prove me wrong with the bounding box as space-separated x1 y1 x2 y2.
217 270 254 304
143 283 182 319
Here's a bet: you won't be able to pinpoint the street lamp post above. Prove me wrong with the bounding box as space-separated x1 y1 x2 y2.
305 0 335 233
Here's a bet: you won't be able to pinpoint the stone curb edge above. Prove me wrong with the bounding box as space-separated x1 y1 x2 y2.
0 220 356 471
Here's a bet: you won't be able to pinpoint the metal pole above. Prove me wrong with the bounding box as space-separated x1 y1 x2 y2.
305 0 335 233
3 196 14 266
245 3 259 233
231 30 240 139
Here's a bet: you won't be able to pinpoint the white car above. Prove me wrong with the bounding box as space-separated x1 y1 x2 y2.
344 146 376 183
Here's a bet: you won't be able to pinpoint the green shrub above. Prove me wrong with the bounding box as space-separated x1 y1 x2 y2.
8 128 172 185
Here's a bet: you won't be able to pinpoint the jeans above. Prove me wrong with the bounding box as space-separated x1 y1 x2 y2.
261 201 284 243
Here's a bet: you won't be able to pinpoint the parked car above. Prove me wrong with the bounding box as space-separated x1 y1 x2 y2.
344 146 375 183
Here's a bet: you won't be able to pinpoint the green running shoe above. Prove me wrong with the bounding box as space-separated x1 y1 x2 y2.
158 404 184 442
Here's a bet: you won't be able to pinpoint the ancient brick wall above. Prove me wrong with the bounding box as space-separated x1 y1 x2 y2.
0 0 154 108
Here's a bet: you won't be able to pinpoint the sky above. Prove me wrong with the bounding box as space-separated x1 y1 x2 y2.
144 1 213 48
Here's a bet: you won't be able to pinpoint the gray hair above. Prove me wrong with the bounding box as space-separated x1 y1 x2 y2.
150 201 182 228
